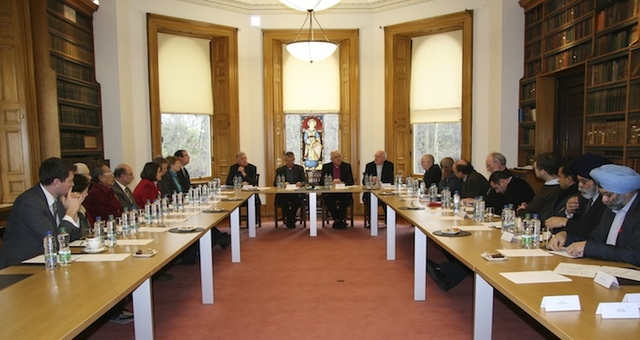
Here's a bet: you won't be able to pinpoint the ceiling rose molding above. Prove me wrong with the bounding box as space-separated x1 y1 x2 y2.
178 0 429 14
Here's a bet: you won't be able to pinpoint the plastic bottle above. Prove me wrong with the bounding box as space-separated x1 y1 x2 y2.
521 213 533 248
501 205 509 231
171 191 178 209
151 200 159 224
429 183 438 202
57 227 71 267
43 230 57 269
129 208 137 234
145 199 152 222
93 216 103 239
177 192 184 211
105 214 117 247
506 204 516 234
442 187 451 208
531 213 541 248
161 195 169 217
453 191 461 214
121 207 130 236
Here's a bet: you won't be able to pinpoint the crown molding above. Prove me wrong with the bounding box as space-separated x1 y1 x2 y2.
178 0 430 14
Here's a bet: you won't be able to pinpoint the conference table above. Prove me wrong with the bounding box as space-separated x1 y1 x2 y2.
0 192 251 340
374 191 640 339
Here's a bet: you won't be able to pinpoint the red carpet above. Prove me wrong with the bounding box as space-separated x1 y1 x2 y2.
82 218 555 339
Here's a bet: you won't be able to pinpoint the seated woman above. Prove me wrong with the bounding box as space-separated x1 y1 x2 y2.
72 174 92 237
133 162 162 208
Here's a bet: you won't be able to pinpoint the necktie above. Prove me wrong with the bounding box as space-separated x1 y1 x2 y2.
125 186 135 205
51 202 60 226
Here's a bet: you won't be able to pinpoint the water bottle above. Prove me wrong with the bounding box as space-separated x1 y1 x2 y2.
105 214 117 247
521 213 533 248
151 200 159 224
161 195 169 216
145 200 152 222
325 174 332 189
43 230 57 269
171 191 178 209
57 227 71 267
453 191 461 214
473 196 484 223
441 187 451 208
129 208 137 234
501 205 509 231
121 207 130 236
93 216 103 239
177 192 184 211
394 174 402 193
429 184 438 202
531 213 541 248
419 181 426 197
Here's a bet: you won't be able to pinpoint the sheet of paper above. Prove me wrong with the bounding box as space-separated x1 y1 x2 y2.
169 211 200 216
548 249 582 258
160 217 188 223
137 227 168 233
600 266 640 281
497 249 553 257
113 239 153 246
75 253 131 262
553 263 601 278
458 225 493 231
428 215 464 221
500 270 572 284
22 254 84 264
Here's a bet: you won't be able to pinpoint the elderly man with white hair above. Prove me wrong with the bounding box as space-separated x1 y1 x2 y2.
549 164 640 266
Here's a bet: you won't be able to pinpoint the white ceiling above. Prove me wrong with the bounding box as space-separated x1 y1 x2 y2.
179 0 430 14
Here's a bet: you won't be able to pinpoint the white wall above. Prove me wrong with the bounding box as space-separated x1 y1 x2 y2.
94 0 523 183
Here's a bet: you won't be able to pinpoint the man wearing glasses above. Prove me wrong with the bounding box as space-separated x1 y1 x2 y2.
83 164 123 224
549 164 640 266
112 164 137 210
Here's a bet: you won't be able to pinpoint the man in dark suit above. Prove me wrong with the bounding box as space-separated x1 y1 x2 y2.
174 150 191 193
545 153 612 238
550 164 640 266
420 154 441 187
362 150 394 227
488 170 535 214
438 157 462 194
0 158 84 269
320 150 355 229
226 151 261 224
112 163 137 210
273 152 306 228
453 159 489 199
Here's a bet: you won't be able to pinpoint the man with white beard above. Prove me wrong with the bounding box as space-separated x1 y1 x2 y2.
545 153 612 239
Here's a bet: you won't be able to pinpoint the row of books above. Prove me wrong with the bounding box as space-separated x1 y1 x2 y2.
545 1 594 32
545 19 593 51
628 83 640 109
51 55 94 82
593 24 638 56
595 0 638 31
521 82 537 101
57 80 100 106
59 105 101 127
585 120 626 145
46 0 93 31
590 57 629 85
50 33 94 65
543 42 592 72
524 60 541 78
47 13 93 46
526 24 542 42
546 0 582 16
60 133 99 150
520 128 536 145
586 86 627 114
625 157 640 172
526 42 541 60
518 107 537 122
526 6 542 26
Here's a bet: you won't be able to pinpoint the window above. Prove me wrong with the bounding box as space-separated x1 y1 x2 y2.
413 122 461 174
161 113 212 177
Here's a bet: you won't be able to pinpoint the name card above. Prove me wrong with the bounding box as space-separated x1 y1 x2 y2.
622 293 640 305
540 295 581 312
242 184 253 189
501 231 516 242
285 184 297 190
334 183 346 189
596 302 640 319
594 270 619 289
456 211 467 219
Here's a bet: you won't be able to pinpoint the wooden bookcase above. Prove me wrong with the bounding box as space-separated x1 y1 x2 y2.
33 0 105 168
519 0 640 172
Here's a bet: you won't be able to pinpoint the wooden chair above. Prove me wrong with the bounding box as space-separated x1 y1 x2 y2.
273 196 307 228
321 194 355 227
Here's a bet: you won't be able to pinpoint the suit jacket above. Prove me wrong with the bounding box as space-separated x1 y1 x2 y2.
83 182 123 224
500 176 535 211
571 194 640 266
461 170 489 199
158 170 183 198
560 194 607 239
518 183 561 223
273 164 306 186
111 182 137 210
0 185 81 269
438 173 463 195
133 179 161 208
226 163 258 186
363 160 394 184
320 162 355 186
176 167 191 193
423 164 442 187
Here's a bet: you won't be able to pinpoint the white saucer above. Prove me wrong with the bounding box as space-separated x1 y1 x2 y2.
83 246 107 254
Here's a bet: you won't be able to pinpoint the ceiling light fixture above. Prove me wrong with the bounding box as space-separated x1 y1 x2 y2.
279 0 341 11
286 10 337 63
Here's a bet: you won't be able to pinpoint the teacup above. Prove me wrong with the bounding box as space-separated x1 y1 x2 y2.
85 237 103 250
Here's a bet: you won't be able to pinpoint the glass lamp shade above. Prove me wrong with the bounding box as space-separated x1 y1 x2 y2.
286 41 337 63
279 0 341 11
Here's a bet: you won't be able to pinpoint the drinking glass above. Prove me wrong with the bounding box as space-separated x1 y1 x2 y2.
212 192 222 211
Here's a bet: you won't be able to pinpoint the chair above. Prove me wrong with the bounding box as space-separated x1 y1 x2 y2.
273 196 307 228
321 194 355 227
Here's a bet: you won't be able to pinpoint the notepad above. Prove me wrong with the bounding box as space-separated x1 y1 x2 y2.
500 270 572 284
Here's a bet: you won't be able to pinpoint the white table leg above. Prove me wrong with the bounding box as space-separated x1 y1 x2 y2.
370 194 378 236
386 206 396 260
414 227 426 301
309 192 317 237
474 273 493 339
230 208 241 263
133 278 154 340
247 194 256 238
199 229 214 304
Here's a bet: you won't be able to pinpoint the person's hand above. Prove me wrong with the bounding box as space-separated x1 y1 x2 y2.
332 178 341 184
565 241 585 257
61 188 83 218
517 202 527 211
545 216 567 229
565 196 579 215
461 197 474 205
295 181 303 187
548 231 567 250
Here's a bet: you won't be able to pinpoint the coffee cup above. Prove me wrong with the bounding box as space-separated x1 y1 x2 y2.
85 237 102 250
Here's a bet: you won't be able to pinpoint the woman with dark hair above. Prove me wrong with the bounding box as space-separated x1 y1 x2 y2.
133 162 162 208
72 173 92 237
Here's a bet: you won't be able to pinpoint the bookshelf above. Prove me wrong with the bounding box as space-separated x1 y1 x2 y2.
519 0 640 173
38 0 105 167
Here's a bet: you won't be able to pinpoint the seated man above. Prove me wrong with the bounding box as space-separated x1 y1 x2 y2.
438 157 462 194
273 152 306 228
112 163 137 210
174 149 192 193
83 164 123 224
453 159 489 199
362 150 394 227
0 158 83 269
158 156 183 198
320 150 355 229
420 154 441 188
225 152 261 223
488 170 535 214
549 164 640 266
517 152 561 223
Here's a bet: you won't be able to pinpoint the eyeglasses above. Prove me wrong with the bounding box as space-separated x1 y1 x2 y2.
101 172 113 177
